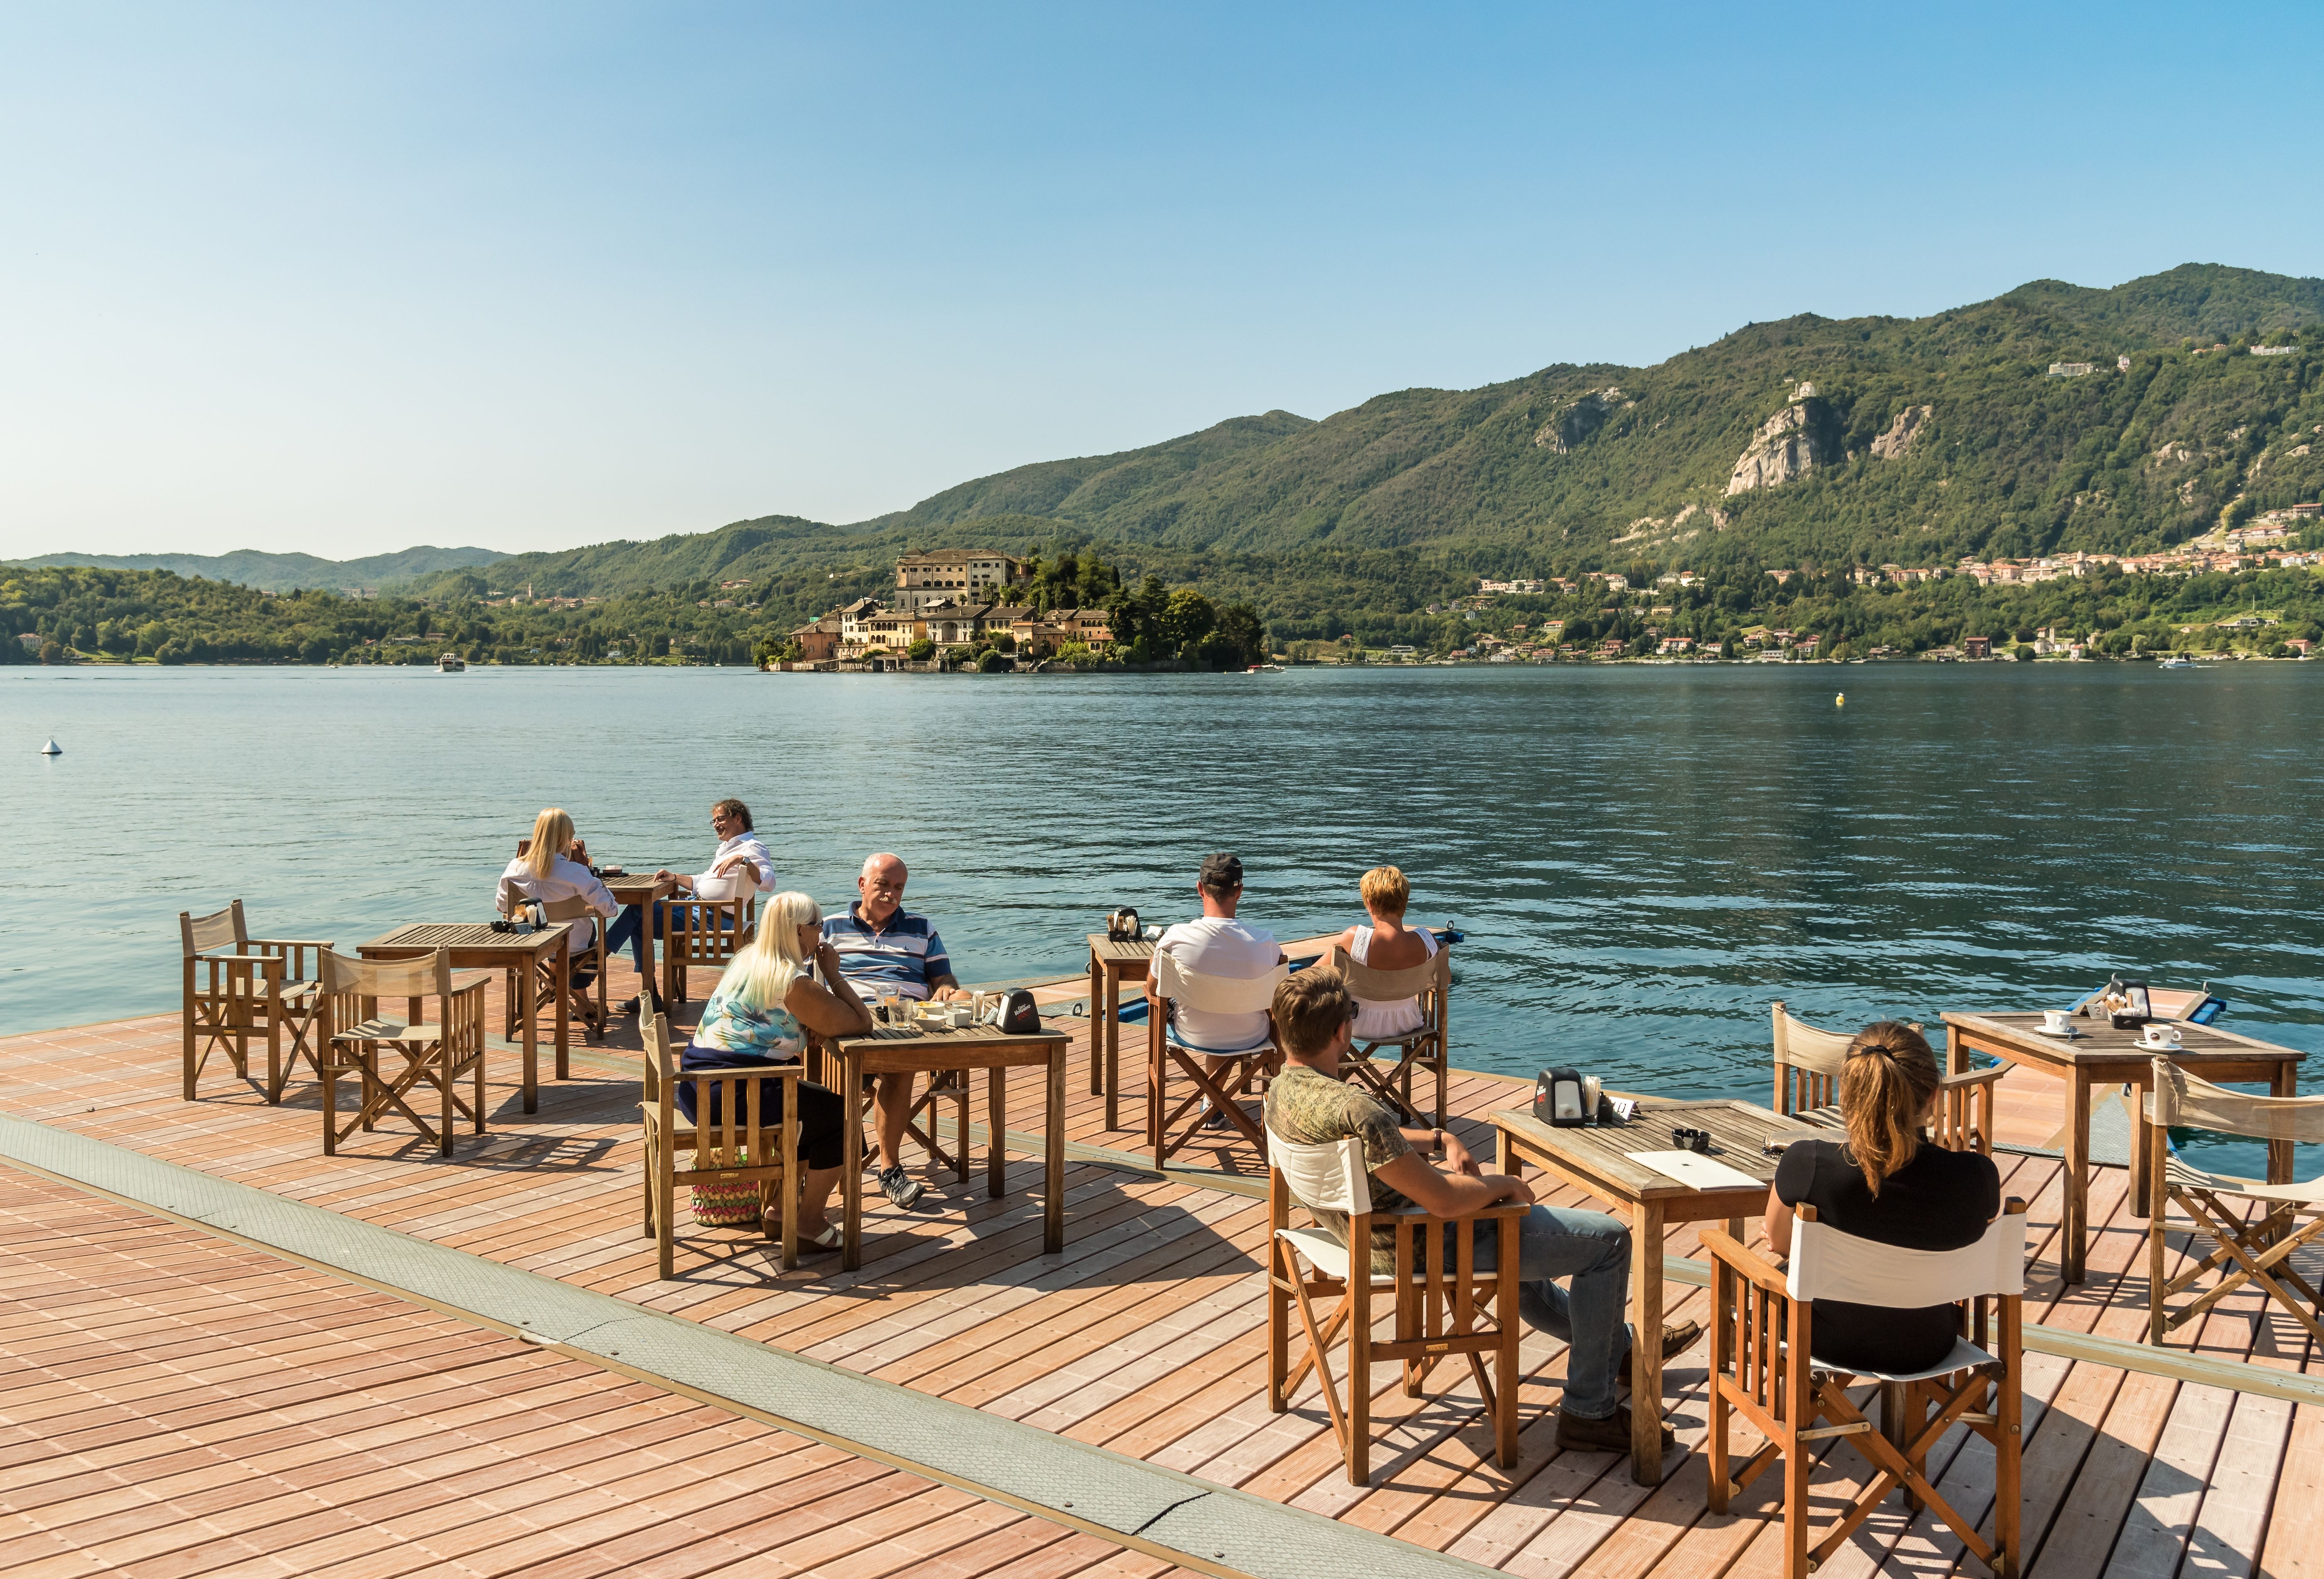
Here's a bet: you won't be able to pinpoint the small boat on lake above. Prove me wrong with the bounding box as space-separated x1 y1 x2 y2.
2158 654 2194 669
437 652 466 673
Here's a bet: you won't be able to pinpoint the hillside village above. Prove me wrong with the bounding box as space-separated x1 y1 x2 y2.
774 549 1116 670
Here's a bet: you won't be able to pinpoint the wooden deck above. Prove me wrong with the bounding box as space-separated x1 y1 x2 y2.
7 954 2324 1578
0 1166 1182 1579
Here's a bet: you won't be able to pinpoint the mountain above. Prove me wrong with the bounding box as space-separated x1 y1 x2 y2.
7 544 507 593
409 263 2324 616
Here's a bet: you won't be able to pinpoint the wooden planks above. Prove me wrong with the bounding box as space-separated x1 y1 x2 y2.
0 1163 1161 1579
4 991 2321 1577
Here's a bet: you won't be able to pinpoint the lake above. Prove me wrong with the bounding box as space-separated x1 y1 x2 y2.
8 660 2319 1169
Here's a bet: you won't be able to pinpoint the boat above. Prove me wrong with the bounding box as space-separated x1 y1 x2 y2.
437 652 466 673
1245 663 1286 674
2158 654 2194 669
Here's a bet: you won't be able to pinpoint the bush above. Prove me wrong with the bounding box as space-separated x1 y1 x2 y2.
38 639 66 664
976 650 1008 673
2014 644 2036 662
907 638 935 661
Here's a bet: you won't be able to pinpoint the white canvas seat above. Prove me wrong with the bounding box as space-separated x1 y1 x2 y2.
2145 1057 2324 1346
1266 1128 1524 1486
1704 1202 2027 1577
1145 952 1286 1165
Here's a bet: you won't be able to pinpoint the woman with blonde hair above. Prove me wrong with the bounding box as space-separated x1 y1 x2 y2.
1764 1020 2000 1374
497 807 618 965
1325 865 1438 1040
677 890 872 1251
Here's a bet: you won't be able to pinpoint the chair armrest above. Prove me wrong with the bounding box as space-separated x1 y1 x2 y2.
1382 1200 1532 1224
247 937 336 950
1939 1064 2007 1092
1699 1226 1788 1294
200 953 286 975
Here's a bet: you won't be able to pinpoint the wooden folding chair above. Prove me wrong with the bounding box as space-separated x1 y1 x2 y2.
1147 952 1288 1167
179 901 334 1104
1327 944 1452 1127
1772 1001 2003 1155
500 895 610 1042
641 1008 803 1274
1703 1201 2027 1578
659 872 758 1005
2145 1057 2324 1346
316 948 491 1157
1265 1128 1524 1485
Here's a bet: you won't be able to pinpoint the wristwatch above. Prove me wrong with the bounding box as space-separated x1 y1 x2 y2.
1430 1128 1446 1157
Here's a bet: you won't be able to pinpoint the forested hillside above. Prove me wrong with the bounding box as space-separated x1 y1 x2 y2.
12 544 505 592
406 264 2324 629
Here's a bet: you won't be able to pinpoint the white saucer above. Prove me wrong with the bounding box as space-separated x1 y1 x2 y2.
2033 1026 2081 1039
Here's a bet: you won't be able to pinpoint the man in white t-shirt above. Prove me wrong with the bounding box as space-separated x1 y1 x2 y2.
1149 852 1287 1129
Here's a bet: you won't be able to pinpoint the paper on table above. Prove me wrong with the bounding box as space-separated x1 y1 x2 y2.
1626 1149 1765 1192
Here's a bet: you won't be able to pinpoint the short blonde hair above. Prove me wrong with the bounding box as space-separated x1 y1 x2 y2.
1359 865 1410 918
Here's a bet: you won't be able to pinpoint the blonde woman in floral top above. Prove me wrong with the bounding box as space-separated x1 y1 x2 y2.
679 890 871 1251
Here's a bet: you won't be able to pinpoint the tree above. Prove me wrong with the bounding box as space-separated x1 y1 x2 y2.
976 649 1008 673
1162 590 1217 655
907 637 935 661
38 639 65 663
1214 602 1268 667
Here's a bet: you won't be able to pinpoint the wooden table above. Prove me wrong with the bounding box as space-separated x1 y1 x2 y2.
1943 1010 2306 1283
824 1021 1071 1272
1086 936 1154 1132
599 872 679 993
361 924 572 1114
1492 1097 1817 1484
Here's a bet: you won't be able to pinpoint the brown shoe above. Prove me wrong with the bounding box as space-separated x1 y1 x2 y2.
1555 1401 1677 1457
1617 1318 1704 1388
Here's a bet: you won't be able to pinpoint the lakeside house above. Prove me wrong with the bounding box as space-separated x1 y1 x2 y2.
891 548 1033 612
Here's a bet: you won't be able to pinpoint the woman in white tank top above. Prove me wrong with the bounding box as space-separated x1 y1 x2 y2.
1329 865 1437 1040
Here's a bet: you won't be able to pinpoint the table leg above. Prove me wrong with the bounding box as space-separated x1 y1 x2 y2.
1088 957 1103 1098
2272 1062 2299 1187
1631 1199 1666 1484
1103 968 1121 1134
842 1052 864 1272
1727 1216 1746 1247
1046 1045 1065 1255
2064 1070 2091 1284
1497 1129 1514 1177
779 1081 800 1274
519 962 538 1114
989 1066 1007 1200
2129 1075 2153 1218
554 950 571 1082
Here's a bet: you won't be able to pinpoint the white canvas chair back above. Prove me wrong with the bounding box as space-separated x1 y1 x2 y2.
2148 1057 2324 1145
688 867 760 906
1268 1130 1370 1217
1328 945 1448 1008
1789 1213 2026 1308
181 901 249 958
1773 1001 1851 1076
1151 951 1287 1018
320 947 453 1002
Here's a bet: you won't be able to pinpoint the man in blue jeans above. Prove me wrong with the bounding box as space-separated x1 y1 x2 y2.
1261 968 1698 1455
608 797 776 1014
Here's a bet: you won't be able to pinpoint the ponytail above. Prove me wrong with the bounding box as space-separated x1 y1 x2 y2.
1838 1020 1941 1196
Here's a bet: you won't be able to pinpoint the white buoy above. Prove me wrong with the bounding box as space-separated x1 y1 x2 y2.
39 738 61 755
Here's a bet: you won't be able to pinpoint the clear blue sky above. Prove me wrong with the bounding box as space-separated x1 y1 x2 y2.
3 2 2319 560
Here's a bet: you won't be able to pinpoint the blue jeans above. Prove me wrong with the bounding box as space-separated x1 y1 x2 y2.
1466 1204 1634 1420
605 903 733 980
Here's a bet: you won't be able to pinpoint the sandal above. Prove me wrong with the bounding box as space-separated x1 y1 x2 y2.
769 1221 843 1255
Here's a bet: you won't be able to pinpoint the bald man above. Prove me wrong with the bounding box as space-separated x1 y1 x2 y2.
822 853 968 1209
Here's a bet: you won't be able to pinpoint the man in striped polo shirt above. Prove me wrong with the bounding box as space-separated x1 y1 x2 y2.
823 852 967 1209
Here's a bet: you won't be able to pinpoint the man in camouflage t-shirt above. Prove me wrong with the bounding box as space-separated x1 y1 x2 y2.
1260 968 1695 1458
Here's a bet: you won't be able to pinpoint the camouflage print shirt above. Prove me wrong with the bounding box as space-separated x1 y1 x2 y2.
1263 1064 1414 1275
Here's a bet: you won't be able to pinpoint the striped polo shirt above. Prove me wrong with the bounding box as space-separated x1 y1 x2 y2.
823 904 952 1000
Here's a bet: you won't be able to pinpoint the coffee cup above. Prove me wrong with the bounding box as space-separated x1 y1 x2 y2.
2141 1023 2182 1050
2041 1009 2073 1035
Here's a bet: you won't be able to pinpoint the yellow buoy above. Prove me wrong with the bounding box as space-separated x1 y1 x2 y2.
1835 693 1845 706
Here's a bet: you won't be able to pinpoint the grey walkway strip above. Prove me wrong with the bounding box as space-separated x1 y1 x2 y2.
0 1113 1500 1579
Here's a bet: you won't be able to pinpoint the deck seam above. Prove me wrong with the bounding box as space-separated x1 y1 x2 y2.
0 1111 1501 1579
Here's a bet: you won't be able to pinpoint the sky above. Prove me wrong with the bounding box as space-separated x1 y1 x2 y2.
3 2 2321 562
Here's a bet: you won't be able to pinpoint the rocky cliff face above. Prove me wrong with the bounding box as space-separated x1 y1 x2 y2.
1533 387 1630 452
1725 391 1835 495
1870 404 1933 461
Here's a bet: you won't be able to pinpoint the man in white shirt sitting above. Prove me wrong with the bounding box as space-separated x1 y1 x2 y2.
1147 853 1287 1131
609 798 777 1014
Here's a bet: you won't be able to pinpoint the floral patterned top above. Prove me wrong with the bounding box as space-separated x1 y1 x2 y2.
690 978 806 1061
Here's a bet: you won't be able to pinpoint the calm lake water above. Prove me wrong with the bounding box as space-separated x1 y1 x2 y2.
7 661 2319 1168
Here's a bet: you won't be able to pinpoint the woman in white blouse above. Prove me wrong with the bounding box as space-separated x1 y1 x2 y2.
498 807 618 960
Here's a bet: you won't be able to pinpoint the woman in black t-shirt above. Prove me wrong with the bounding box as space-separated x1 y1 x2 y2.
1765 1021 2002 1374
